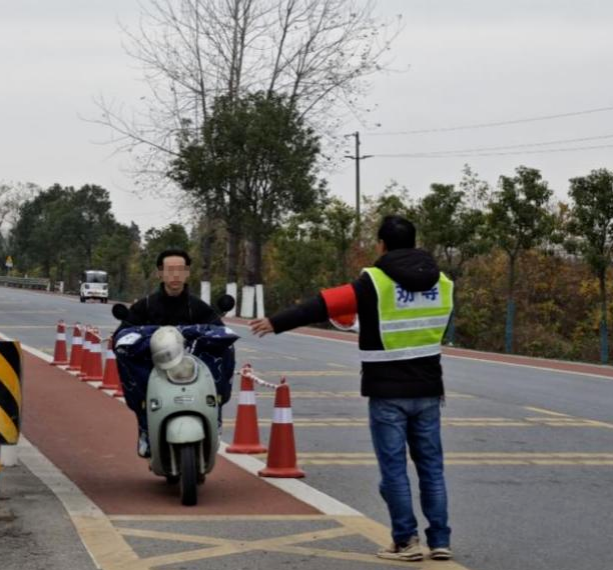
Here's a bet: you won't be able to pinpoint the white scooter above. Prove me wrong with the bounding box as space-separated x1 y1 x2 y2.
112 297 236 506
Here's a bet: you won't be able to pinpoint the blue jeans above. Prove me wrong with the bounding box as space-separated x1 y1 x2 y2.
369 397 451 548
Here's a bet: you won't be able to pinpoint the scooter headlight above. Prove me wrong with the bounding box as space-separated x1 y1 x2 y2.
166 355 198 385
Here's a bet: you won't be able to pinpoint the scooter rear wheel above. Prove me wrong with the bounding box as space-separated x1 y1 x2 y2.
180 444 198 506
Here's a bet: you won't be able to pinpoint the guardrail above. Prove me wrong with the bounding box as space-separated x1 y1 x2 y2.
0 276 51 291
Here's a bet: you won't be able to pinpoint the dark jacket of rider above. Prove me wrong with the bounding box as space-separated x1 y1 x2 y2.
118 284 222 330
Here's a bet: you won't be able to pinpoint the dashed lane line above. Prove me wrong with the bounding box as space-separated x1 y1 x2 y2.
255 390 473 399
224 416 609 428
525 406 613 429
276 452 613 467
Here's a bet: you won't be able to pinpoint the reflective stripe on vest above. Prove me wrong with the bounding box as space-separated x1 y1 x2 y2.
361 267 453 362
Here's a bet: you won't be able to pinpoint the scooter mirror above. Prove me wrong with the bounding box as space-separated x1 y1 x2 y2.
216 294 235 314
112 303 130 321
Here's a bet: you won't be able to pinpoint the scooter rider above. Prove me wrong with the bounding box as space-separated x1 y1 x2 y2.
115 248 228 457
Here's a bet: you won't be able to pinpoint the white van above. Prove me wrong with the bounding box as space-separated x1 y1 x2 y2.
80 270 109 303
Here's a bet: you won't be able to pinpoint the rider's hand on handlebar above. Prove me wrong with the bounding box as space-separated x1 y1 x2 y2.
249 318 274 337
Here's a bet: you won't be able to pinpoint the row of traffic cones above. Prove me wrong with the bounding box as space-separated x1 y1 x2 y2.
50 320 123 396
51 322 299 476
227 365 304 479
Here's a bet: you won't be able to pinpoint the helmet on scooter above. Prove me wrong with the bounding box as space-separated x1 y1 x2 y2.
150 326 185 370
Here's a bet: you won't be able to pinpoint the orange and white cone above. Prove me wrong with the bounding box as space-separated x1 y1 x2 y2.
258 379 305 478
67 323 84 371
78 328 92 379
227 366 267 454
51 320 69 365
84 330 104 382
100 337 121 391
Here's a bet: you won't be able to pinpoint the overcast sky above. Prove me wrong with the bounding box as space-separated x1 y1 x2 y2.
2 0 613 233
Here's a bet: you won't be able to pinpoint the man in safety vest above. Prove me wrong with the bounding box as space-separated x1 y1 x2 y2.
250 215 454 562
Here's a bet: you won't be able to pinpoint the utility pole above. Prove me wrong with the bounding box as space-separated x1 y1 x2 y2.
344 131 372 234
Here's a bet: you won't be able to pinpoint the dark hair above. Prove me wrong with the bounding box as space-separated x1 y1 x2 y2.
377 215 416 250
156 248 192 269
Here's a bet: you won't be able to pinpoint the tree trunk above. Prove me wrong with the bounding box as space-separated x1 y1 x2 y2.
243 237 262 286
504 255 516 354
226 228 240 285
599 272 609 364
241 236 263 318
199 226 214 304
200 227 215 283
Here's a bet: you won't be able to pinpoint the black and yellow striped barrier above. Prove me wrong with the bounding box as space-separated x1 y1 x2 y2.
0 341 22 450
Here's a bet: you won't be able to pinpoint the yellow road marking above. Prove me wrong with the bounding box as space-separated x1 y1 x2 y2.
524 406 570 417
239 355 300 361
259 370 358 377
525 406 613 429
225 416 608 428
113 515 472 570
0 310 63 315
286 452 613 466
255 391 473 399
73 515 140 570
0 325 58 329
110 514 336 521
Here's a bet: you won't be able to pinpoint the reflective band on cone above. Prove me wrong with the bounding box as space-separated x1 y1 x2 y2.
259 380 304 479
51 320 69 365
78 328 92 379
67 323 83 371
84 331 104 382
226 365 266 454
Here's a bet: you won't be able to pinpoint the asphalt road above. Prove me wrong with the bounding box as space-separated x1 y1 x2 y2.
1 285 613 570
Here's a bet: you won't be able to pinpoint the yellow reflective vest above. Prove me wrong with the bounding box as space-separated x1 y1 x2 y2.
360 267 453 362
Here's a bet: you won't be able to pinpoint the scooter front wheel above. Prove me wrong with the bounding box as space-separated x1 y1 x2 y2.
180 444 198 506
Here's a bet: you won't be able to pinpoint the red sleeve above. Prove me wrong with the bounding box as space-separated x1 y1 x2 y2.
320 284 357 318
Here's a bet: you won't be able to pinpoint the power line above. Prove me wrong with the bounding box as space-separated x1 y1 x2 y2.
374 142 613 158
367 105 613 136
374 133 613 157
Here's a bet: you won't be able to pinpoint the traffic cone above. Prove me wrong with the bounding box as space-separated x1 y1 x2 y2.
51 320 69 365
67 323 84 371
226 366 267 454
84 330 104 382
100 337 120 391
78 328 92 380
258 379 305 478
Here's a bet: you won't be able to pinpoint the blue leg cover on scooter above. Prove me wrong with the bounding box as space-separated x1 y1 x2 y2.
113 325 239 434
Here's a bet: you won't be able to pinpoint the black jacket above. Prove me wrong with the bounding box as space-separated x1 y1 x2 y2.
121 284 222 328
270 248 445 399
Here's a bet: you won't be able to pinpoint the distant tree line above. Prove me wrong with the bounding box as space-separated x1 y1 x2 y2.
1 161 612 364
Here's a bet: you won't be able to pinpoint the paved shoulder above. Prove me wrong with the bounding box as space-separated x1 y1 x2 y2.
0 462 98 570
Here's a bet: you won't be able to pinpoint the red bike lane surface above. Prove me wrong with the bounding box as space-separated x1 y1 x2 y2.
21 351 318 516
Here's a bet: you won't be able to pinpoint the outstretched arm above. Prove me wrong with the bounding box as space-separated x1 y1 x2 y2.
250 284 358 337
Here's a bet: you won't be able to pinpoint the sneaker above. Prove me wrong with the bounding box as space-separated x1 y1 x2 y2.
137 431 151 458
377 536 423 562
430 546 453 561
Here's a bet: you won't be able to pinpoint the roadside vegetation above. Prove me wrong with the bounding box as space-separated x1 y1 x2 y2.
1 163 612 365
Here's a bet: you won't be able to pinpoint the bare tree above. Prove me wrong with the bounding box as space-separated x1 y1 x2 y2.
92 0 401 308
0 182 40 238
